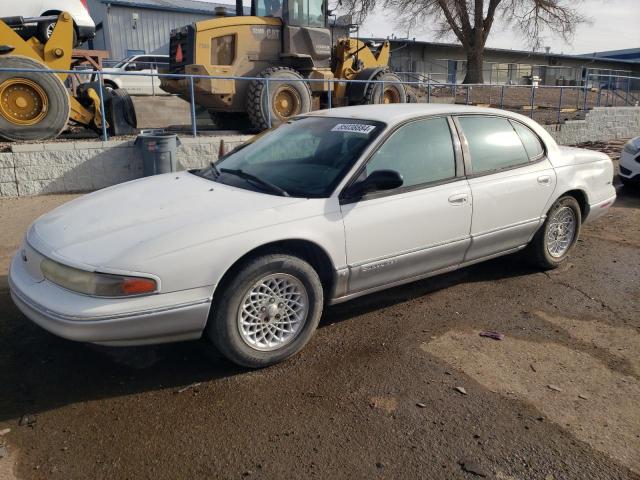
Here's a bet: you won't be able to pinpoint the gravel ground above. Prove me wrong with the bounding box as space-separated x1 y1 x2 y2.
0 147 638 480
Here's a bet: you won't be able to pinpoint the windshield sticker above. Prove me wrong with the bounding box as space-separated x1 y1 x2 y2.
331 123 376 134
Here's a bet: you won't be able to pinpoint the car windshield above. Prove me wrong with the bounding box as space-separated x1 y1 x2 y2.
113 56 135 68
196 116 385 197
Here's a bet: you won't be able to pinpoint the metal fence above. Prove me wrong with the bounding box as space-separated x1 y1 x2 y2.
1 66 639 141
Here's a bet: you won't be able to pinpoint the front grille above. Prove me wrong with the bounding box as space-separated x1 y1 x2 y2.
620 165 632 175
169 24 196 73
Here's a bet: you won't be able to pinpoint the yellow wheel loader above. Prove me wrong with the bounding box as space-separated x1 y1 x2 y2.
160 0 406 130
0 12 136 141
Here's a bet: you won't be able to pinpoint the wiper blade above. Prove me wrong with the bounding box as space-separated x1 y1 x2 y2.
220 168 290 197
210 161 221 177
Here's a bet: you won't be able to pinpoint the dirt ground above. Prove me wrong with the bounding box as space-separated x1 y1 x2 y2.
0 156 638 479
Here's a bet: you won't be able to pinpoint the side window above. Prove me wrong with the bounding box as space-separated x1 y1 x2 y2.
365 117 456 189
211 35 236 65
458 116 529 174
510 120 544 159
138 57 153 70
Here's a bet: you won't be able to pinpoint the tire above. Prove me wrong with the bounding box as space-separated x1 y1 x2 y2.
0 55 70 142
209 111 253 131
205 253 324 368
246 67 312 130
529 195 582 269
111 88 137 128
406 87 419 103
37 19 78 46
362 71 407 105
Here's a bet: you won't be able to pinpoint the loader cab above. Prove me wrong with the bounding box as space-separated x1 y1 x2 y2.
250 0 332 67
252 0 328 28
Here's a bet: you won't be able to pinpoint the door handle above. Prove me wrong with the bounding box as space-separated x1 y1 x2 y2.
537 175 552 186
448 193 468 205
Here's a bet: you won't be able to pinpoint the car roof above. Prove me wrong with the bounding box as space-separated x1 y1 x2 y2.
306 103 524 126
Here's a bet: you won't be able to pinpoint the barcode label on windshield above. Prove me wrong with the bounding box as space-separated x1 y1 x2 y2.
331 123 376 134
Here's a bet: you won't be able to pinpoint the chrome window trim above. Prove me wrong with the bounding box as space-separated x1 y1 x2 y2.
452 114 549 178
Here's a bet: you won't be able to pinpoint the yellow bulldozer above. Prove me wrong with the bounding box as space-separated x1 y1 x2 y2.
0 12 136 141
160 0 407 130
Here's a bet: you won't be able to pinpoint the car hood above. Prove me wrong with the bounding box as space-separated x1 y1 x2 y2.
27 171 306 270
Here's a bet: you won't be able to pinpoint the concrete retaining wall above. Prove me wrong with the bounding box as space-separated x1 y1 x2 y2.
544 107 640 145
0 135 251 198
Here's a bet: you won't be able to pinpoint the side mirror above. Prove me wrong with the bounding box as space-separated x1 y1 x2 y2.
346 170 403 198
125 63 138 71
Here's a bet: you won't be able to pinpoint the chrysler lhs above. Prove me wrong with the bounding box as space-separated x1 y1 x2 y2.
9 104 616 367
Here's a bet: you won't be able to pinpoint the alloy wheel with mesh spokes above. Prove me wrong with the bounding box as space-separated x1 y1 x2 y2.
206 252 324 368
237 273 309 351
529 195 581 269
545 206 576 258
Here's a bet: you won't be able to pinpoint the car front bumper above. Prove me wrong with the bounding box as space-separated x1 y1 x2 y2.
619 150 640 181
9 252 213 346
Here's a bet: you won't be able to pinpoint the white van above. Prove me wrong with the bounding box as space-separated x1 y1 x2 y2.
0 0 95 45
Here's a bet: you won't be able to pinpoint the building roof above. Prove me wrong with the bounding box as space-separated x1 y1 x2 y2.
100 0 238 15
373 38 640 66
579 48 640 62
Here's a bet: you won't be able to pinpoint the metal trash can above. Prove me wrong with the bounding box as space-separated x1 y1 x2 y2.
134 129 182 177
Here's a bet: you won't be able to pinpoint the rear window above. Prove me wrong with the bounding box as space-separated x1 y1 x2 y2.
510 120 544 159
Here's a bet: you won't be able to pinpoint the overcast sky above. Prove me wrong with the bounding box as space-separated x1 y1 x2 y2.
359 0 639 54
215 0 639 54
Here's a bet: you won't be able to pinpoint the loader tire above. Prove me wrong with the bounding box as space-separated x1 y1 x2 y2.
246 67 312 130
0 55 70 142
111 88 137 128
362 71 407 105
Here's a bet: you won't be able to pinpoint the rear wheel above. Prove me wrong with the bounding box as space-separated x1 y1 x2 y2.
246 67 312 130
529 195 581 269
362 71 407 105
0 55 69 142
205 253 324 368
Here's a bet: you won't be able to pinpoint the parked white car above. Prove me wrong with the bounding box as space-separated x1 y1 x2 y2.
619 136 640 186
9 104 616 368
0 0 95 44
101 55 170 95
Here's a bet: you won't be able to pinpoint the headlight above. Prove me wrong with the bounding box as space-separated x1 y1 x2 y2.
623 141 639 155
41 258 157 297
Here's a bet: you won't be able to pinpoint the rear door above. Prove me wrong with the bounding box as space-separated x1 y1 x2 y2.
341 116 472 294
455 115 556 261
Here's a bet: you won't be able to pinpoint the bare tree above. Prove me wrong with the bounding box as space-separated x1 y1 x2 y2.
339 0 588 83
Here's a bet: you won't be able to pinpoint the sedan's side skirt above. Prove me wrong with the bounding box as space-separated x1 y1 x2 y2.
328 244 527 305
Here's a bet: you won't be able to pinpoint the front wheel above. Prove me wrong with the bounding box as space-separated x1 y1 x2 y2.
205 253 324 368
362 71 407 105
246 67 312 130
529 195 581 269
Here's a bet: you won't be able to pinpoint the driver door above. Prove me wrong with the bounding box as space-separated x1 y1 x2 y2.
340 117 472 294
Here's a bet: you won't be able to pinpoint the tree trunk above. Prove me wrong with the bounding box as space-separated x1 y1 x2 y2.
463 47 484 84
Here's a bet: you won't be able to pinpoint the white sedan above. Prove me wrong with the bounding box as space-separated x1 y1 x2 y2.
9 104 616 367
